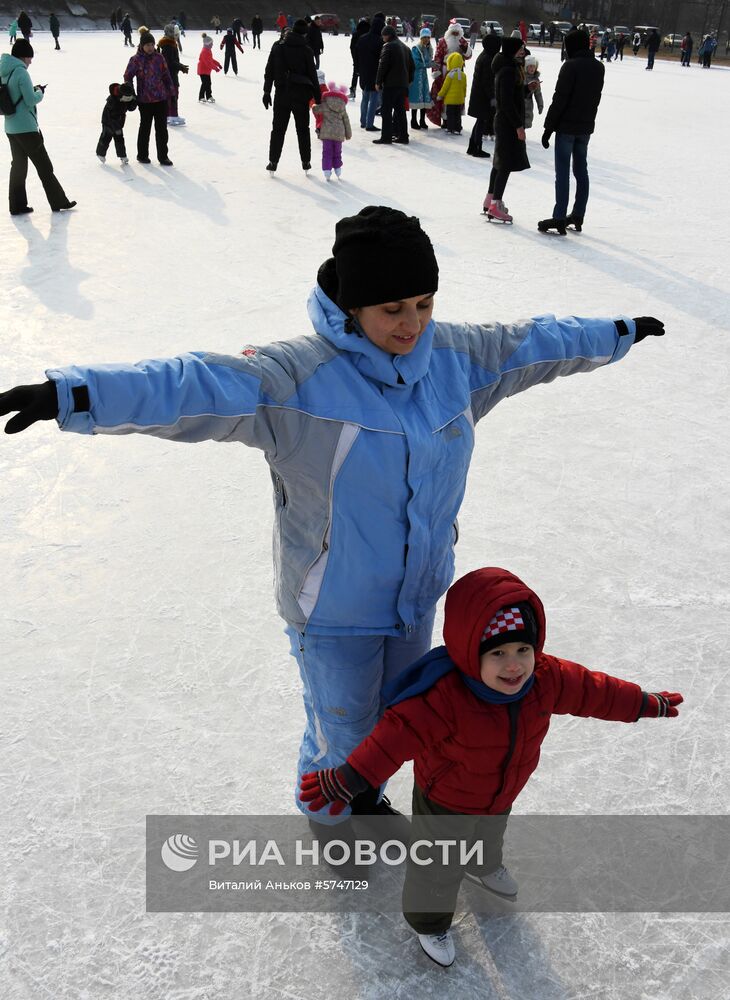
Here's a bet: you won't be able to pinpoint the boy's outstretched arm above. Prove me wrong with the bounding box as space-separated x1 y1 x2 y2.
299 693 454 815
549 655 683 723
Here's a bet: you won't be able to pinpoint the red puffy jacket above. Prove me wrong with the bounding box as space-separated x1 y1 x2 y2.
348 568 644 814
197 46 222 75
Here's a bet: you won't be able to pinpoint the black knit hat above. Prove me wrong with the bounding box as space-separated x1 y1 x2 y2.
139 30 154 46
382 25 396 38
11 38 34 58
292 18 308 34
501 35 523 59
322 206 439 310
565 28 590 57
479 604 538 655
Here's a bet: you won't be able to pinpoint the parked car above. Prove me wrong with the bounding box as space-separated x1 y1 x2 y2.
453 17 472 37
551 21 573 37
480 20 504 37
663 32 683 47
385 15 404 35
420 12 437 33
613 25 631 38
528 23 543 40
311 13 340 34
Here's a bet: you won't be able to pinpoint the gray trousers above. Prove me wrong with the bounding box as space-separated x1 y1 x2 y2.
402 783 511 935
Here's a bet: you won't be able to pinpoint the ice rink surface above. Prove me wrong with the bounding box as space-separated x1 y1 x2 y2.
1 29 729 1000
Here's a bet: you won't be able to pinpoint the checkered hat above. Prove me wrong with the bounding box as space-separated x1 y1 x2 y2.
479 603 537 654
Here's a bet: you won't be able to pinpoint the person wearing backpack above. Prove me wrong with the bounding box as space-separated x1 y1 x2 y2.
0 38 75 215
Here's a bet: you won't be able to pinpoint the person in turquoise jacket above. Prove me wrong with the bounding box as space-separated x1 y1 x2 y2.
0 206 665 837
1 39 75 214
8 19 18 43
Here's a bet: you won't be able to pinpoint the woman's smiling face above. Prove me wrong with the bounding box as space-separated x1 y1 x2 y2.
351 293 435 355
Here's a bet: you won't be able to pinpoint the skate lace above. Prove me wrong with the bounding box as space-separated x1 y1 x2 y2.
435 932 450 944
490 865 509 882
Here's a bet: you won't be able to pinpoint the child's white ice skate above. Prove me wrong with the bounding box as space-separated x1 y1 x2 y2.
323 169 332 180
207 96 216 103
464 864 518 899
334 168 342 179
417 931 455 967
120 156 129 165
97 154 106 164
486 199 513 224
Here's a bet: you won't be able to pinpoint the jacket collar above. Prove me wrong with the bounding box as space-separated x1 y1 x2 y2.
307 282 435 389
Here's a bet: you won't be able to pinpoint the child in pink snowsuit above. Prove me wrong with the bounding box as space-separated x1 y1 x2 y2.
311 82 352 180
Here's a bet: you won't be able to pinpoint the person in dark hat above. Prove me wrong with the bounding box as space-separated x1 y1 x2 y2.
123 30 176 164
538 29 604 235
482 34 529 222
373 23 414 144
466 30 501 155
0 205 665 845
262 18 320 172
0 38 76 214
299 565 682 967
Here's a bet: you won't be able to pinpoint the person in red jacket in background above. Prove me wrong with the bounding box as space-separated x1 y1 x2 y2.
301 566 683 968
197 34 222 102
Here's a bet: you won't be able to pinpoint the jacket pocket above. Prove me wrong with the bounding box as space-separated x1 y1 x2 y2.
423 759 455 799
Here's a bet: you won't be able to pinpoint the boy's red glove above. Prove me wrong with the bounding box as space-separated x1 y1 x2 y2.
299 763 370 815
639 691 683 718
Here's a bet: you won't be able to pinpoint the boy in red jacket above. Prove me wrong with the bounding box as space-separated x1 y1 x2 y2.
300 566 682 968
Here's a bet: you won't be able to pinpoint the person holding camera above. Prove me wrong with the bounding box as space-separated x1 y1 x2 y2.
0 38 75 216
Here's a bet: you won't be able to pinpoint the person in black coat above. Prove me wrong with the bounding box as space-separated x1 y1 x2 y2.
262 20 320 171
220 27 243 74
18 11 32 39
251 14 263 49
349 18 370 97
646 29 660 70
373 25 414 144
466 32 500 156
49 13 61 50
121 13 133 46
96 82 137 163
232 17 243 44
357 13 385 130
307 16 324 69
538 29 604 234
483 36 529 221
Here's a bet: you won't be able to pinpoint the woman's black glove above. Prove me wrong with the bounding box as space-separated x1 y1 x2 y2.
615 317 665 343
632 317 665 343
0 381 59 434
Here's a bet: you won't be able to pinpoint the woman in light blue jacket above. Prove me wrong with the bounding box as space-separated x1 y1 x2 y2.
0 206 664 834
0 38 74 214
409 28 433 130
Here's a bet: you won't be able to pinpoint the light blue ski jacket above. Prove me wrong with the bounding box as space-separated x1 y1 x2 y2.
47 286 635 635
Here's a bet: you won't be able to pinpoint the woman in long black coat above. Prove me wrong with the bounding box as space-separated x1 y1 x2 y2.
466 31 501 156
349 19 370 97
483 36 530 222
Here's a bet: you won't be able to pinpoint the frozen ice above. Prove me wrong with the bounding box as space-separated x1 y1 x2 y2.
1 29 728 999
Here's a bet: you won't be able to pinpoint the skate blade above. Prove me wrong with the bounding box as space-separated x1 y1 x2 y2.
463 871 518 900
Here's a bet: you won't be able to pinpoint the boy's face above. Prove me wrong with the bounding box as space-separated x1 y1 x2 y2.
479 641 535 693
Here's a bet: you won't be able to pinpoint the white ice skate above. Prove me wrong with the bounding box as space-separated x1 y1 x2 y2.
486 199 513 224
97 154 106 164
207 96 216 103
334 168 342 179
120 157 129 165
464 864 518 899
323 169 332 180
417 931 455 967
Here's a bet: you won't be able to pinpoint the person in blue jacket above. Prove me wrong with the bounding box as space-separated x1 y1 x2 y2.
0 206 665 836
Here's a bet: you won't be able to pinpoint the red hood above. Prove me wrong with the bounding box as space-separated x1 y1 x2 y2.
443 567 546 680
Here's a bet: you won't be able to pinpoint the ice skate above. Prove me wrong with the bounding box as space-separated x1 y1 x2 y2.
120 156 129 165
265 162 277 173
97 154 106 164
482 192 493 214
464 864 518 899
565 213 583 232
537 217 567 236
323 169 332 180
417 931 455 967
486 199 513 224
334 168 342 179
302 161 311 173
207 96 215 103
